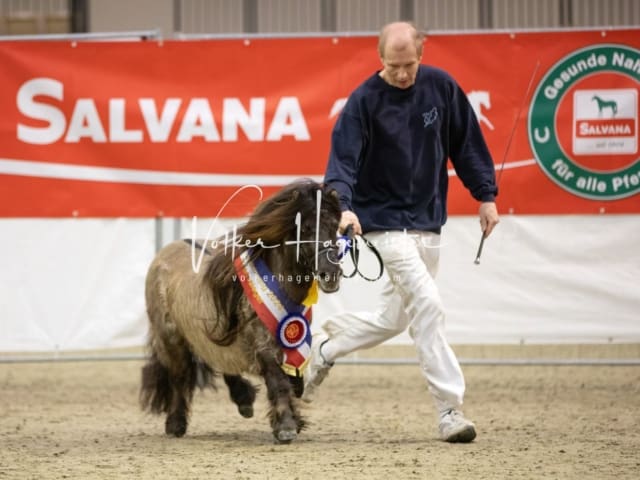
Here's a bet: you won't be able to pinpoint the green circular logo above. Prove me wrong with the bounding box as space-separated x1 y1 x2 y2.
528 44 640 200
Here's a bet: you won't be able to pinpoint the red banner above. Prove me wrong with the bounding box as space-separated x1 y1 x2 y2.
0 29 638 217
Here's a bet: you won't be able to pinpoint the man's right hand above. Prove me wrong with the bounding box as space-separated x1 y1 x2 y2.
340 210 362 235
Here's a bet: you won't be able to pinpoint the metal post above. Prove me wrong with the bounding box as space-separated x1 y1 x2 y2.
399 0 415 22
321 0 336 32
173 218 182 242
243 0 258 33
71 0 89 33
155 216 163 253
479 0 493 29
173 0 182 33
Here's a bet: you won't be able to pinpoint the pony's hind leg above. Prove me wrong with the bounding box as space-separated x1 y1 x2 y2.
223 374 257 418
140 342 199 438
256 352 306 444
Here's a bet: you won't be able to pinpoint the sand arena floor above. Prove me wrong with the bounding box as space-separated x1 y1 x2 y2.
1 345 639 479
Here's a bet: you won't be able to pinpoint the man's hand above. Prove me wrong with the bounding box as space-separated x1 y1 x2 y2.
340 210 362 235
479 202 499 238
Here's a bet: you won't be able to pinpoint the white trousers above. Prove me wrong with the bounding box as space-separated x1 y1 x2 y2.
320 230 466 414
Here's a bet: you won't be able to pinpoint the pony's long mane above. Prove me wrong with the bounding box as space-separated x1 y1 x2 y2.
203 179 340 345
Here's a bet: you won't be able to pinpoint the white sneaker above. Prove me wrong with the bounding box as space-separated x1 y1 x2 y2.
301 337 333 403
438 409 477 443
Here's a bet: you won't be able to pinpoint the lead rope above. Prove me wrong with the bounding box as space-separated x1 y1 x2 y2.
337 224 384 282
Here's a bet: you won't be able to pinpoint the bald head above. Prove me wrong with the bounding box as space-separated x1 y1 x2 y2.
378 22 424 59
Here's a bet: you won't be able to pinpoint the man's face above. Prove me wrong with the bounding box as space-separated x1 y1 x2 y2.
380 44 421 89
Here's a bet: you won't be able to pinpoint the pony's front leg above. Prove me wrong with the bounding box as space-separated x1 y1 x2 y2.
223 374 257 418
256 352 306 443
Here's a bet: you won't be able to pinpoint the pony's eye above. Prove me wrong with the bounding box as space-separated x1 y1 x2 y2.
299 226 312 236
324 248 340 263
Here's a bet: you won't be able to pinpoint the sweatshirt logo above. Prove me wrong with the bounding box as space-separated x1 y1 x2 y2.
422 107 438 127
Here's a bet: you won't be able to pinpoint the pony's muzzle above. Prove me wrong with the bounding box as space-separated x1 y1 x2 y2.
316 270 342 293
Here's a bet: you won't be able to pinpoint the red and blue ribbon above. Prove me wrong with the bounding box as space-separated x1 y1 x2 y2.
233 249 312 377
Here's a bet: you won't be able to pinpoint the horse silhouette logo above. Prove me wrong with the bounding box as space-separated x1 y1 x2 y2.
467 90 495 130
591 95 618 117
529 44 640 201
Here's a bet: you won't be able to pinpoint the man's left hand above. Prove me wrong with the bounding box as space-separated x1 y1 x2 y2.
479 202 499 237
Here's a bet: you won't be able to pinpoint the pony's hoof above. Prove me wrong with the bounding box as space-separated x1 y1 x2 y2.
275 429 297 444
165 414 187 437
238 405 254 418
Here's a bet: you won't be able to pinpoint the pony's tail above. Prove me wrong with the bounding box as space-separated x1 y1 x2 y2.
140 352 173 414
140 352 216 414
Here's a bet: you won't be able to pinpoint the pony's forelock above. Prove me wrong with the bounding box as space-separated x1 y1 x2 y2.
238 180 339 246
203 179 341 343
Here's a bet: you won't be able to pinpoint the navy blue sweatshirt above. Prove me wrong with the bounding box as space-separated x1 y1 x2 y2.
324 65 497 234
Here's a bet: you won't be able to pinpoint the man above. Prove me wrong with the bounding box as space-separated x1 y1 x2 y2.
302 21 499 443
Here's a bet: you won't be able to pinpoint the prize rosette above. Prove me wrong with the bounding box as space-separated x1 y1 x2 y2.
277 313 310 349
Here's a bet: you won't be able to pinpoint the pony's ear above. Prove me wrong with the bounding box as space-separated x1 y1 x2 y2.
321 183 339 200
